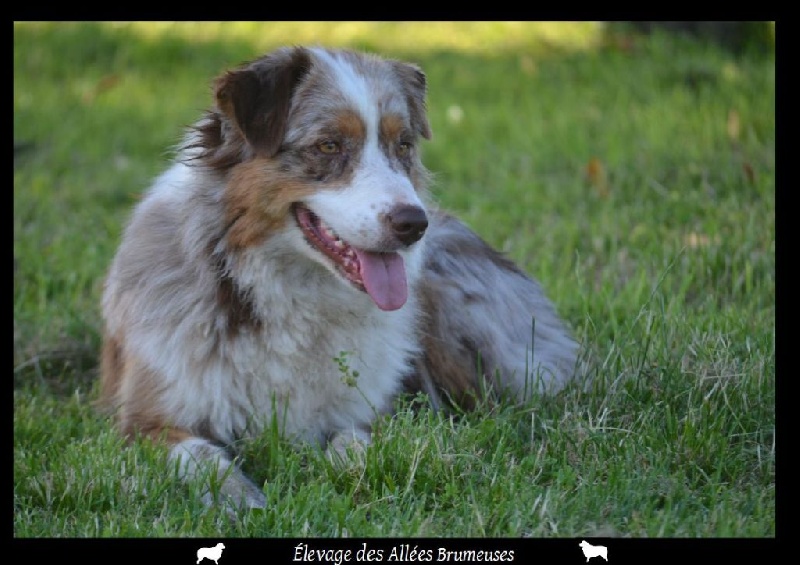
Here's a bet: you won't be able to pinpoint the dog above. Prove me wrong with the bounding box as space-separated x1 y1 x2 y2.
100 46 582 510
197 543 225 564
578 541 608 561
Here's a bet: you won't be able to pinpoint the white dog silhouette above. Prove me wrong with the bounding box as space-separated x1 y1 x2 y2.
197 543 226 564
579 540 608 562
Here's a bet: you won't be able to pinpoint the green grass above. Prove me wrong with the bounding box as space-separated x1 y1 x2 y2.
13 22 775 537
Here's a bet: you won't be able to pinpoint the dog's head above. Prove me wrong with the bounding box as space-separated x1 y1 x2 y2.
192 47 433 312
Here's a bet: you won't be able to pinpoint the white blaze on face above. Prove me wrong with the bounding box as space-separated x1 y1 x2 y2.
311 48 380 135
303 49 426 311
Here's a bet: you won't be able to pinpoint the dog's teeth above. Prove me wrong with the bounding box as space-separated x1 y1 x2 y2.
334 240 344 249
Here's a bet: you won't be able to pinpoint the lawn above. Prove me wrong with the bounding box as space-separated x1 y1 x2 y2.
13 22 775 537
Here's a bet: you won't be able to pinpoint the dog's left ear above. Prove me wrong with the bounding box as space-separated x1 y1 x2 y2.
393 62 432 140
214 47 312 157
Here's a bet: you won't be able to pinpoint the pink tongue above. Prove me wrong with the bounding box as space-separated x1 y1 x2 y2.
353 249 408 311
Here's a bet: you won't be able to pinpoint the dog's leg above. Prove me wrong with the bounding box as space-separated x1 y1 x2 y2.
102 349 266 511
419 212 584 409
326 428 371 465
170 437 266 510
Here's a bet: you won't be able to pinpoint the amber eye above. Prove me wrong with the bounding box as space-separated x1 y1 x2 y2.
317 140 341 154
397 141 412 157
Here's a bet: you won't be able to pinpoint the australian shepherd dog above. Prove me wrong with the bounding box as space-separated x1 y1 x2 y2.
100 46 582 509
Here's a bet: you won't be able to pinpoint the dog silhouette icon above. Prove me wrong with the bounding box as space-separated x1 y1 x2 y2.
197 543 225 564
578 540 608 562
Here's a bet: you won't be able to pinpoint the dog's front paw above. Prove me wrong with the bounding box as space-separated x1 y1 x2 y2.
326 429 371 466
170 437 266 512
216 469 267 510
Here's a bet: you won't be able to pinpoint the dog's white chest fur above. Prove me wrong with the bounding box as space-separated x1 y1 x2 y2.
193 283 421 446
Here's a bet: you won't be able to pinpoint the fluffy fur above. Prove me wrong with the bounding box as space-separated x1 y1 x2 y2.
100 46 582 509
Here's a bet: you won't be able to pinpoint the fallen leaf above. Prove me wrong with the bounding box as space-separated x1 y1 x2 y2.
742 161 755 184
585 157 610 198
82 74 121 104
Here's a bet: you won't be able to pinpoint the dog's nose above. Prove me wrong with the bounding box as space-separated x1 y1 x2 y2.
386 204 428 246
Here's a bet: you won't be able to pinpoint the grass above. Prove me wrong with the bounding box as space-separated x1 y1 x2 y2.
13 22 775 537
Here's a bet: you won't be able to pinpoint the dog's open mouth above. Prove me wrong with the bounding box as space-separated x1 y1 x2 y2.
293 204 408 311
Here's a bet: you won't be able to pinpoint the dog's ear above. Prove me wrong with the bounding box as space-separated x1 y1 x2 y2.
214 47 311 157
393 61 432 140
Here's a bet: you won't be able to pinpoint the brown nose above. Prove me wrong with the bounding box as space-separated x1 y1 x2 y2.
386 205 428 246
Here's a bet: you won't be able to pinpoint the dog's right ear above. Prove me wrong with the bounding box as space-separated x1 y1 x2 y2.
214 47 311 157
392 61 432 140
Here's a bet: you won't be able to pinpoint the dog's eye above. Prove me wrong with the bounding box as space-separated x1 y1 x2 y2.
397 141 412 157
317 140 341 155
